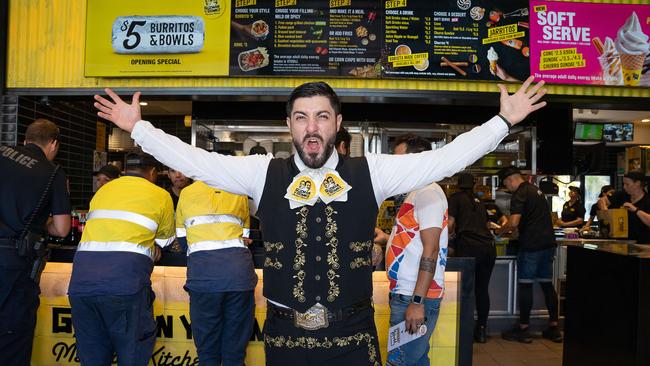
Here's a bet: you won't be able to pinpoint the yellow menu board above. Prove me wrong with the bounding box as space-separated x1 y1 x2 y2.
85 0 231 76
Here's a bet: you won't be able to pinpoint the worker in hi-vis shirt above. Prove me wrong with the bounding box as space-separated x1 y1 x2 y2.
68 151 175 366
176 181 257 366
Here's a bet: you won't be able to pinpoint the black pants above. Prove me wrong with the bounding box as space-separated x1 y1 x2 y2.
0 250 39 366
457 243 497 328
188 290 255 366
69 287 157 366
263 305 381 366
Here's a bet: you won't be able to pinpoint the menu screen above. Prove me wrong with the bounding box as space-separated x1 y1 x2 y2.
383 0 530 81
229 0 529 80
230 0 383 77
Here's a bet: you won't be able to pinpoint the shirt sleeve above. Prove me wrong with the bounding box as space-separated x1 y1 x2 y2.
367 117 508 205
131 120 272 208
414 187 447 230
50 168 70 215
155 193 176 248
510 187 527 215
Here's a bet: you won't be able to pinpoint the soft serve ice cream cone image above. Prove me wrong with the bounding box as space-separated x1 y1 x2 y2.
615 12 649 86
487 47 499 74
594 37 623 85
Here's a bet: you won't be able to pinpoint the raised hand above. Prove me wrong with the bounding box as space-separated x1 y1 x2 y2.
94 88 142 133
498 76 547 126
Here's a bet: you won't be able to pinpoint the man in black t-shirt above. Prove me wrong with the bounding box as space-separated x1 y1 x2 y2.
621 171 650 244
0 119 71 365
496 167 562 344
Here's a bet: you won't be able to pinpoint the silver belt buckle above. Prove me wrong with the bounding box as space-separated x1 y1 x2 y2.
294 303 329 330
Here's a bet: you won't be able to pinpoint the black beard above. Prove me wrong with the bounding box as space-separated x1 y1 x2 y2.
293 134 336 169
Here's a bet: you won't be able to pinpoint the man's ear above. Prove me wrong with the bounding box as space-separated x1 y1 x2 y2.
336 114 342 131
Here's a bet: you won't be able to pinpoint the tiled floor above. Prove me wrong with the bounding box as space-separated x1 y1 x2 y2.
472 335 563 366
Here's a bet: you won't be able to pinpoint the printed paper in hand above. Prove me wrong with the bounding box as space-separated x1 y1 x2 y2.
387 321 428 352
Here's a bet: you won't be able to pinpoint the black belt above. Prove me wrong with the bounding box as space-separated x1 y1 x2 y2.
268 298 372 324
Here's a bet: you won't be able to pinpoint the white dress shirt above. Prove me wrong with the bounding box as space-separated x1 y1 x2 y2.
131 116 508 210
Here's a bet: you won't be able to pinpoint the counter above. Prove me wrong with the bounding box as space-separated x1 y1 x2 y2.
562 242 650 366
34 248 477 366
484 238 635 332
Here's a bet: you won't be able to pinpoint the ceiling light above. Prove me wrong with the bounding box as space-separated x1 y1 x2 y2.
642 119 650 123
139 102 148 106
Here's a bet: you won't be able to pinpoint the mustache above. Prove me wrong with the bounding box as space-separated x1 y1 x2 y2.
303 134 324 144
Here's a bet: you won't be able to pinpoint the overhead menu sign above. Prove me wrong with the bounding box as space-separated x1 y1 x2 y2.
530 1 650 87
85 0 231 76
229 0 383 77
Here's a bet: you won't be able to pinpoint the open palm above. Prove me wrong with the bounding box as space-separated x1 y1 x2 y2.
94 88 142 133
498 76 547 126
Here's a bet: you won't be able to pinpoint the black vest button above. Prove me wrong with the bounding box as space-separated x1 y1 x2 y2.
316 256 322 261
315 275 321 280
316 217 322 223
315 296 321 301
316 236 322 241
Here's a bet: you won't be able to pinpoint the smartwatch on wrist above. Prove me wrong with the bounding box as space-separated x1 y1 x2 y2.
411 295 424 305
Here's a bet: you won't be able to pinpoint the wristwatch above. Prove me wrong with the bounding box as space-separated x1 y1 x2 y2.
411 295 424 305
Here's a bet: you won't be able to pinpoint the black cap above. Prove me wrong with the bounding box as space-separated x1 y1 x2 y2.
497 167 521 182
456 172 475 189
624 170 645 183
92 164 121 179
125 152 159 169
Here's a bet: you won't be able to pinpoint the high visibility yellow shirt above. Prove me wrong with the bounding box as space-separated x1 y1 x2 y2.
176 181 250 254
79 175 176 258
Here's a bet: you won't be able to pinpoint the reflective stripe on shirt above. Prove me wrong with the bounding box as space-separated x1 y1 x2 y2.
88 209 158 232
187 238 245 255
77 241 154 260
184 214 243 228
154 236 175 248
176 228 187 238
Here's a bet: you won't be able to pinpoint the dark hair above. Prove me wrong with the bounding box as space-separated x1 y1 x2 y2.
25 119 60 146
249 145 268 155
394 134 432 154
286 82 341 116
598 185 614 197
624 171 646 185
335 127 351 151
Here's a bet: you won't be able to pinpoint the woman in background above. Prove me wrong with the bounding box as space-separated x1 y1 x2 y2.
448 172 496 343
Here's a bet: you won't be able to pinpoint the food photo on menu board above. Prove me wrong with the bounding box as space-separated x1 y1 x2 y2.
229 0 382 77
530 1 650 87
382 0 530 81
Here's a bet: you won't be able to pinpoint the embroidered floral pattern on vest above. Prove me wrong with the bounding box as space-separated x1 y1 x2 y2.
325 205 340 302
264 241 284 269
349 240 372 252
350 256 372 269
265 332 380 365
293 206 309 303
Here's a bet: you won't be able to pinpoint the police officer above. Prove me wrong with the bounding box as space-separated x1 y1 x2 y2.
68 151 175 366
0 119 71 366
176 181 256 366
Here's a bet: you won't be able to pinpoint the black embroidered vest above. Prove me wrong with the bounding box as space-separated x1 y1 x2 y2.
257 156 378 312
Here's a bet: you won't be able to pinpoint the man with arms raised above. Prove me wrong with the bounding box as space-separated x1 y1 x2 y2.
94 78 546 365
